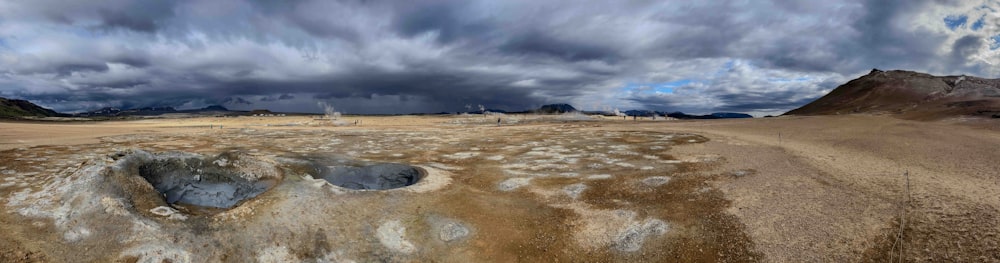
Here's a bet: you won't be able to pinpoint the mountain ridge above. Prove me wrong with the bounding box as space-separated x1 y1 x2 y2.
0 97 64 119
75 105 232 117
785 69 1000 119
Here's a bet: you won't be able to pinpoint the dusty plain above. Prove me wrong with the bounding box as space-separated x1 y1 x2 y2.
0 114 998 262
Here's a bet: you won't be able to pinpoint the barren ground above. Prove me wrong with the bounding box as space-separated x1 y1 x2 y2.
0 114 997 262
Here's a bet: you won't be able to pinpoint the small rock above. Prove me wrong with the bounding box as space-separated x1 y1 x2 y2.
731 169 754 177
150 206 178 217
586 174 612 180
641 176 671 187
498 178 532 191
613 219 669 252
168 213 189 221
444 152 479 159
562 183 587 199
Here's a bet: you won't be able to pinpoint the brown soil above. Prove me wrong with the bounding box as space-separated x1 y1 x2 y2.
0 114 997 262
636 114 1000 261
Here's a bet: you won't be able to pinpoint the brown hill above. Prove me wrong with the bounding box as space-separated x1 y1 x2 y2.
0 97 62 119
785 69 1000 120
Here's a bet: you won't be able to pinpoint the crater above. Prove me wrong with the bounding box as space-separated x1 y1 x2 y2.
314 161 425 190
131 151 282 209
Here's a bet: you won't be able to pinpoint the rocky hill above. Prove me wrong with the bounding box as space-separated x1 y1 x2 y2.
535 104 577 114
0 97 63 119
785 69 1000 120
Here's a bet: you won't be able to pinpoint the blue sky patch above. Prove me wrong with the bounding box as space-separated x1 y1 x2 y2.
971 16 985 31
0 37 11 52
722 60 736 70
944 15 968 30
623 79 694 94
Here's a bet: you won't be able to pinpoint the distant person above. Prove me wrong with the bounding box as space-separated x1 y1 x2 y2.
497 117 501 126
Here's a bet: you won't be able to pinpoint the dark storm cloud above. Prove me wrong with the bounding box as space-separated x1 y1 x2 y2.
643 2 759 59
53 63 110 77
499 31 622 62
837 0 946 71
299 70 545 111
107 55 151 68
0 0 997 114
261 94 295 102
75 79 150 90
392 1 493 44
96 9 159 33
952 35 984 62
19 1 179 33
222 97 253 105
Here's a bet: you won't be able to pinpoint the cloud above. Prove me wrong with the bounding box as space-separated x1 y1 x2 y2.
0 0 997 114
623 60 846 116
498 31 622 62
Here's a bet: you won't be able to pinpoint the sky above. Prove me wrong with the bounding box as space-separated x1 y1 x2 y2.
1 0 999 116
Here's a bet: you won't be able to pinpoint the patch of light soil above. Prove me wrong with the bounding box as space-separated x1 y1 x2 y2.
376 220 416 254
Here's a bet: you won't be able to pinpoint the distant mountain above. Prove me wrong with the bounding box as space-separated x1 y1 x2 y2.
84 107 123 116
77 105 234 117
77 106 176 117
0 97 64 118
196 105 229 112
624 110 656 117
785 69 1000 120
664 112 752 119
248 109 273 115
535 104 577 114
619 110 752 119
710 112 753 119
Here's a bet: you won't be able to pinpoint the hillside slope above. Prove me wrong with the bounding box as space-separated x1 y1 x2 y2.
785 69 1000 120
0 97 62 118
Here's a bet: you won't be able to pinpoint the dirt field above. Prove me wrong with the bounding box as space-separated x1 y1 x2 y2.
0 114 997 262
